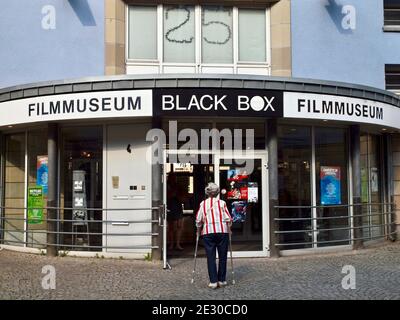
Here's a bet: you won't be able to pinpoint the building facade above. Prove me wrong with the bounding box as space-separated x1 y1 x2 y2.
0 0 399 261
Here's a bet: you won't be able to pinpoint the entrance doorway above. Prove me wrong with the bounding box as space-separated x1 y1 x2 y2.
163 150 269 261
164 152 215 258
60 126 103 251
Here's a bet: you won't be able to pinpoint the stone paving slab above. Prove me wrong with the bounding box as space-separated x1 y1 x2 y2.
1 242 400 300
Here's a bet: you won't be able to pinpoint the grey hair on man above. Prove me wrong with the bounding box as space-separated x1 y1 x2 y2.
205 182 220 197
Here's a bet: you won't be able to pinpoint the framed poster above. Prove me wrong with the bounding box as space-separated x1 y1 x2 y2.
37 155 48 195
248 182 258 203
28 187 43 224
320 166 341 205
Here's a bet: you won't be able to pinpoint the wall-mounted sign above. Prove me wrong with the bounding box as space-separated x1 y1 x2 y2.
72 170 87 225
0 90 152 127
320 166 341 205
248 182 258 203
37 155 48 195
153 89 283 117
173 163 193 173
28 187 43 224
284 92 400 130
1 86 399 130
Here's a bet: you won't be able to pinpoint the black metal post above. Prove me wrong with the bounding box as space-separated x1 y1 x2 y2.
267 120 280 257
47 123 58 256
151 117 163 260
350 125 363 249
390 195 397 241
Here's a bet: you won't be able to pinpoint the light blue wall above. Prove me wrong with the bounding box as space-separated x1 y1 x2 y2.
292 0 400 89
0 0 104 89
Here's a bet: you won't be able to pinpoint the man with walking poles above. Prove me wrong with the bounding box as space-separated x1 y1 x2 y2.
192 182 234 289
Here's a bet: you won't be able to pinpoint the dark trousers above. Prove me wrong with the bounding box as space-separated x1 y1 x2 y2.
202 233 229 283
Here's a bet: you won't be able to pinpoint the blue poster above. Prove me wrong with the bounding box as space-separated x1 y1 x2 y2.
320 166 341 205
231 201 247 223
37 155 48 195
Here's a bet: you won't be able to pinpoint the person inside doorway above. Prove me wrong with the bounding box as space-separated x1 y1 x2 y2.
196 182 232 289
167 174 184 251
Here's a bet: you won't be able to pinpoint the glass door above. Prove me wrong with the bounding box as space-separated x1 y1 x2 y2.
215 152 268 257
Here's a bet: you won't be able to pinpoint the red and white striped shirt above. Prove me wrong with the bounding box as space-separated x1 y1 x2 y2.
196 197 232 235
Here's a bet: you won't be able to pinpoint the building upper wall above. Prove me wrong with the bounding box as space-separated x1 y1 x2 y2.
291 0 400 89
0 0 105 89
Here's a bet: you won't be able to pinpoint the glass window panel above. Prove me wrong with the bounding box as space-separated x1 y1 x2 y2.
4 133 26 246
27 130 48 248
278 125 312 250
215 122 265 150
238 9 266 62
201 6 233 64
369 135 383 238
315 127 349 247
163 6 195 63
219 158 263 251
128 6 157 60
360 133 370 239
361 134 384 240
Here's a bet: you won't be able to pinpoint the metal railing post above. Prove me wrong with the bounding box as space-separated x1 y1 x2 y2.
390 196 397 241
273 206 280 257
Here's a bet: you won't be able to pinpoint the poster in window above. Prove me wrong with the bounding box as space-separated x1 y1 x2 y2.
371 167 379 193
248 182 258 203
227 169 248 182
37 155 48 195
28 187 43 224
227 186 248 200
320 166 341 205
231 201 247 223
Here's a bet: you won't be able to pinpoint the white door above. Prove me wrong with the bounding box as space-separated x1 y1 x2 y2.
162 150 269 259
215 151 269 257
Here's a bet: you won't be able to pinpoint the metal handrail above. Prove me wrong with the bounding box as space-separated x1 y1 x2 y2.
0 205 160 211
273 202 397 248
274 211 394 221
275 222 395 235
275 231 398 247
0 205 164 251
275 202 393 209
0 216 159 224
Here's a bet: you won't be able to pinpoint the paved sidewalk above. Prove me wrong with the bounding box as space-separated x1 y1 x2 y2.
1 242 400 300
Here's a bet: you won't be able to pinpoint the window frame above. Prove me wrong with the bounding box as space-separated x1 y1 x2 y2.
383 0 400 32
125 4 271 74
385 64 400 94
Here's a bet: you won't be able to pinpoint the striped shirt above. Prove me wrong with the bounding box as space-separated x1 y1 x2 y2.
196 197 232 235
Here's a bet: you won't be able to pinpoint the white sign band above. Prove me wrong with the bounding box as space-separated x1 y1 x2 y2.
0 90 153 127
284 92 400 130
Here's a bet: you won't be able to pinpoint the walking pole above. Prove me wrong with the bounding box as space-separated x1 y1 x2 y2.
228 230 235 285
191 229 200 284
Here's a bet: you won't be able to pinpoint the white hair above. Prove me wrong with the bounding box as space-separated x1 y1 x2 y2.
205 182 220 197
